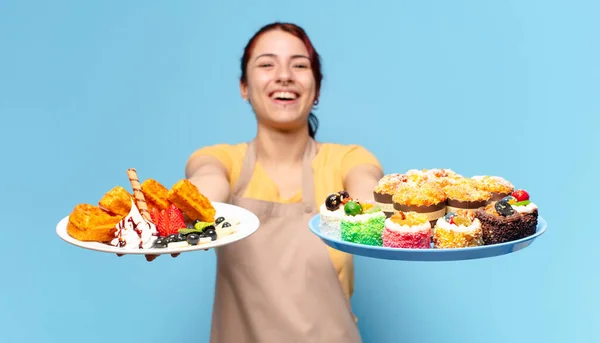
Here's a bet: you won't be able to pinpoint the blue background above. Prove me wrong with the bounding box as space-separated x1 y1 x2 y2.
1 0 598 342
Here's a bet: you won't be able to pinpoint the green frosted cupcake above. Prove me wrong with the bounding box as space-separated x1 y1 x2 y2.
340 201 386 246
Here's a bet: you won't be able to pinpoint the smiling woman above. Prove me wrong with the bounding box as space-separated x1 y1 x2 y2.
239 23 323 138
179 22 382 343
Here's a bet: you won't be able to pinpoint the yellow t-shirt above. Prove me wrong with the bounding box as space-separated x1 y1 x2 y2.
188 142 382 301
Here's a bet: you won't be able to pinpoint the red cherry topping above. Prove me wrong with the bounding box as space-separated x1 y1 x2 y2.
511 189 530 202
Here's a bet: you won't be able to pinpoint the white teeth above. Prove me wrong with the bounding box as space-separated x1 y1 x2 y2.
272 91 297 100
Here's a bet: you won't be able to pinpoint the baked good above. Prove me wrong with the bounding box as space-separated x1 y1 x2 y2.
167 179 216 222
141 179 170 212
392 182 447 234
443 180 491 214
509 189 538 234
433 210 483 248
373 173 412 217
382 211 431 249
475 189 538 245
423 168 464 189
319 190 351 240
471 175 514 202
98 186 133 217
340 200 385 246
66 204 123 242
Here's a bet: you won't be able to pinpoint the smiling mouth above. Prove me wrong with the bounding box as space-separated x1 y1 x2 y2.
270 91 299 102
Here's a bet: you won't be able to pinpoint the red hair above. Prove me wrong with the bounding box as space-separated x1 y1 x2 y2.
240 22 322 138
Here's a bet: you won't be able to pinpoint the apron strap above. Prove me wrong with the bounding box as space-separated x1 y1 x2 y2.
301 138 317 210
231 140 257 197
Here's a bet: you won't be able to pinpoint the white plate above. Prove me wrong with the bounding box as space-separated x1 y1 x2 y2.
56 202 260 255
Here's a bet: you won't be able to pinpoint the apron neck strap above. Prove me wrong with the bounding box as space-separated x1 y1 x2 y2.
232 137 317 207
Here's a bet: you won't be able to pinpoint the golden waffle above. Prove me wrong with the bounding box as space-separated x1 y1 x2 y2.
98 186 133 217
67 204 122 242
167 179 216 222
141 179 170 212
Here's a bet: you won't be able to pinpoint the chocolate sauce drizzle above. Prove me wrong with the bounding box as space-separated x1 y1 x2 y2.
115 216 147 249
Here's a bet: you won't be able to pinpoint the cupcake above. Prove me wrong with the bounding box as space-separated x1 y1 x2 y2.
433 210 483 248
404 169 431 183
382 211 432 249
509 189 539 233
340 200 385 246
423 168 464 188
471 175 514 202
443 180 491 214
475 189 538 245
319 190 351 240
392 182 447 235
373 173 410 218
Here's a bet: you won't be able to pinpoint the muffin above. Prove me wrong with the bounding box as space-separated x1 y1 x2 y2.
475 190 538 245
382 211 431 249
319 190 351 240
443 180 491 214
471 175 515 202
340 200 386 246
392 182 447 235
373 173 410 218
433 210 483 248
423 168 464 189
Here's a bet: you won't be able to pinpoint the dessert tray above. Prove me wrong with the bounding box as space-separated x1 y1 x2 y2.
56 168 259 255
309 215 546 261
310 168 548 262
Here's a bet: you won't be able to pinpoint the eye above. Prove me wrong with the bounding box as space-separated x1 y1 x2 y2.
294 64 309 69
258 63 273 68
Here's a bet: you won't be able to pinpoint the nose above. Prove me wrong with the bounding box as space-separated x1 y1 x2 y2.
275 64 293 84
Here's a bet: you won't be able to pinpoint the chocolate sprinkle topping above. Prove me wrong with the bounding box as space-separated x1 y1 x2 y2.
476 207 538 245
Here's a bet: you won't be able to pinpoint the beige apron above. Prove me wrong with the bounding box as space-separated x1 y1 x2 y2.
209 138 362 343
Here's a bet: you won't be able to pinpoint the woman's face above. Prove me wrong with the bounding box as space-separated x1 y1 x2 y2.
241 30 317 132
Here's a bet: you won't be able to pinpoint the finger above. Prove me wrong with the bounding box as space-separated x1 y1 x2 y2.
145 254 159 262
170 253 180 258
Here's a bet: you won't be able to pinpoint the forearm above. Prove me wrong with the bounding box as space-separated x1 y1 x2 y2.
187 174 231 203
185 156 232 203
344 164 383 203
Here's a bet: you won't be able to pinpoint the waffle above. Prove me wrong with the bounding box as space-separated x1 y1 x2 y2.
66 204 122 242
167 179 216 222
98 186 133 217
141 179 170 212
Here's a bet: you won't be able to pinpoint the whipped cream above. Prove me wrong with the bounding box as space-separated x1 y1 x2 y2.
512 202 538 214
111 199 157 249
436 217 482 233
385 218 431 233
320 203 345 219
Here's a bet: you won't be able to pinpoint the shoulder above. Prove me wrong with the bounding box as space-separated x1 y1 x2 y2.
188 142 247 161
186 142 248 179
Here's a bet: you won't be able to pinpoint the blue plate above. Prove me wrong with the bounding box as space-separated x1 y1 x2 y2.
308 215 547 261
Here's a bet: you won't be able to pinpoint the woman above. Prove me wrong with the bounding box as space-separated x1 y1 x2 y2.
175 22 382 342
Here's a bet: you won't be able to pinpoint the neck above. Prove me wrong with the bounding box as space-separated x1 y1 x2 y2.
255 124 311 167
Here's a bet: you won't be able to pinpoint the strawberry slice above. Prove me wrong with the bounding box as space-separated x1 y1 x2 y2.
150 207 168 237
165 204 186 236
511 189 530 202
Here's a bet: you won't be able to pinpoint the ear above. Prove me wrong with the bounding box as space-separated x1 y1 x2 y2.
240 81 249 101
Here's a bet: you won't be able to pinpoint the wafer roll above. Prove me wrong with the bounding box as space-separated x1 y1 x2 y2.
127 168 152 223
